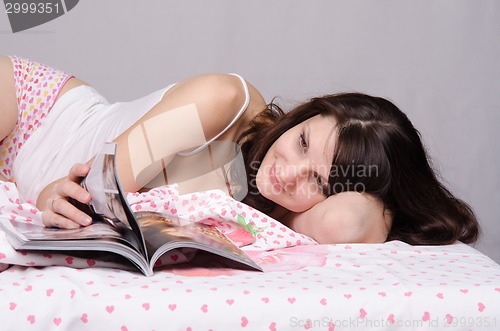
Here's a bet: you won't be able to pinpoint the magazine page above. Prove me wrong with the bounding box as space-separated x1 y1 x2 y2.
136 212 262 272
0 218 152 276
6 218 141 247
76 142 147 257
82 143 131 229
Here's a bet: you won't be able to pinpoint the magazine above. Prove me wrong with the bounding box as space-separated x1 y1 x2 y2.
0 142 262 276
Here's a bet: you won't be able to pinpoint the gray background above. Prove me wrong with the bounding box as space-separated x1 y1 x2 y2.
1 0 499 262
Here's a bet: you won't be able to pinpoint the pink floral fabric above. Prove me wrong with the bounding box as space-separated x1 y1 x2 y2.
0 56 73 181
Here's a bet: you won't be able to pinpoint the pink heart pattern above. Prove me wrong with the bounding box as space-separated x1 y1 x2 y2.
0 56 73 181
0 228 499 330
125 185 317 265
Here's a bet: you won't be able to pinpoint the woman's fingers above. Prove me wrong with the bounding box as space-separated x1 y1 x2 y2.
38 163 93 229
54 194 92 226
68 163 90 182
57 175 91 204
42 209 83 229
41 193 93 228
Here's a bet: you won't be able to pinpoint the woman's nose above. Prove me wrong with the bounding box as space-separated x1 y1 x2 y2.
279 160 309 186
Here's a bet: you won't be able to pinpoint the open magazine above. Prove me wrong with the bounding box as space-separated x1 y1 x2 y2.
0 143 262 276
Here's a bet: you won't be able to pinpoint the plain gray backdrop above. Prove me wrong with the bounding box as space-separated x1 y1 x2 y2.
1 0 499 262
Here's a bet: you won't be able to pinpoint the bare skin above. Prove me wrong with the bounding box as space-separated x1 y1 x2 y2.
0 55 392 244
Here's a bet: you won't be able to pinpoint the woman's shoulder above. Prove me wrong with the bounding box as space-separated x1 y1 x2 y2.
158 73 267 141
169 72 265 111
206 73 268 134
239 75 267 121
222 73 268 139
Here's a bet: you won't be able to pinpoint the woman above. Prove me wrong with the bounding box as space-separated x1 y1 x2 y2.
0 55 479 245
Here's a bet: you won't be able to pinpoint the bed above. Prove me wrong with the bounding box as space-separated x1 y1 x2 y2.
1 181 499 331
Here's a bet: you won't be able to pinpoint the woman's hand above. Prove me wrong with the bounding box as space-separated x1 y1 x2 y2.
282 192 393 244
37 163 93 229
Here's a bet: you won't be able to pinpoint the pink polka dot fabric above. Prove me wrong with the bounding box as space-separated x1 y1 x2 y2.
0 56 73 181
0 183 499 330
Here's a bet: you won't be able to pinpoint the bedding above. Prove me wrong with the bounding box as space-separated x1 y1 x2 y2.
1 181 499 331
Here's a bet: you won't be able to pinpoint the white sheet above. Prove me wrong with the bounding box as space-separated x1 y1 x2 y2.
1 240 499 331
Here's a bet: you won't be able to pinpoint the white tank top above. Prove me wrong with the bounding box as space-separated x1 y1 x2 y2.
13 74 250 202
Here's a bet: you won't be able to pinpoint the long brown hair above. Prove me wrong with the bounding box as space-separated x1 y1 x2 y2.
237 93 479 245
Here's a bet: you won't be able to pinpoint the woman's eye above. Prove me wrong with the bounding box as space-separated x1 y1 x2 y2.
314 173 323 187
312 173 328 195
299 133 307 149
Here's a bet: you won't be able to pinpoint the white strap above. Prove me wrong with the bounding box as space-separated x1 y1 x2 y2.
177 73 250 157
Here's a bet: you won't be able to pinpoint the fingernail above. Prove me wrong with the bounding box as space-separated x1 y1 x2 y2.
80 192 90 201
80 215 92 226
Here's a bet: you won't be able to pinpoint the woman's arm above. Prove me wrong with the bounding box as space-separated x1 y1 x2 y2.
38 73 256 228
283 192 393 244
113 73 249 192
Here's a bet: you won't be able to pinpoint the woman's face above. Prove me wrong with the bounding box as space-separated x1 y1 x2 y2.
256 115 337 212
